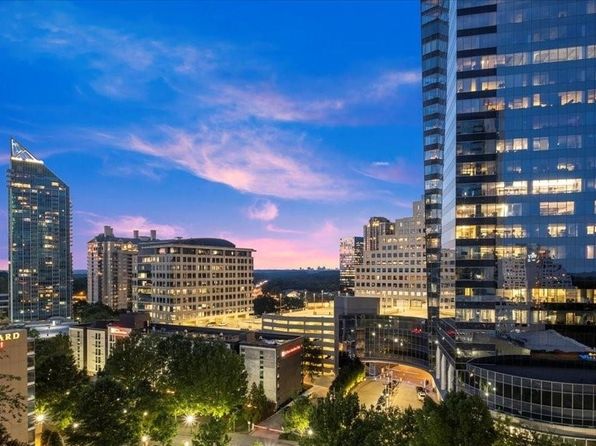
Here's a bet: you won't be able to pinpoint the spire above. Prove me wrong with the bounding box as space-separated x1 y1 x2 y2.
10 138 43 163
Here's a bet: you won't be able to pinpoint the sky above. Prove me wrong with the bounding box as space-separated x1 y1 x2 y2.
0 1 423 270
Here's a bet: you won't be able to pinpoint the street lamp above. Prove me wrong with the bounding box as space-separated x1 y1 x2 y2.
307 428 313 436
184 414 196 426
35 413 46 424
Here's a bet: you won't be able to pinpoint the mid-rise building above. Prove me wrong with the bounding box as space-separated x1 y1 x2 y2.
87 226 157 310
69 313 148 374
355 200 427 313
262 304 336 373
0 328 35 445
339 236 364 295
421 0 596 441
133 238 254 324
8 139 72 322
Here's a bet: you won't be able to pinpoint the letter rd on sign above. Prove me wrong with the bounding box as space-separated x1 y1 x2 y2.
0 332 21 342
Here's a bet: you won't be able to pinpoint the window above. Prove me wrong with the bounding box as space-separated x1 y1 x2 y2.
587 225 596 235
559 91 584 105
588 89 596 104
540 202 574 217
532 179 582 194
533 137 549 151
497 138 528 153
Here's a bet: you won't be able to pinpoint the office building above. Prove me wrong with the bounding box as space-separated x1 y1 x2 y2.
87 226 157 310
133 238 254 324
8 139 72 322
355 200 427 313
339 236 364 295
0 328 35 445
421 0 596 441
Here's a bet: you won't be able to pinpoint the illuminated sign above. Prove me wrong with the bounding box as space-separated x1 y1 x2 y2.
0 332 21 342
109 327 131 337
281 344 302 358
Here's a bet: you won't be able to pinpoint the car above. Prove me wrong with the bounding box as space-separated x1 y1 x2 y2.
416 386 426 401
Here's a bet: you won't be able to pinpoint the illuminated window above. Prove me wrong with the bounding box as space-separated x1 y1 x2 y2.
587 225 596 235
587 246 595 260
533 137 549 151
559 91 584 105
588 89 596 104
540 202 575 216
497 138 528 152
547 224 568 238
532 179 581 194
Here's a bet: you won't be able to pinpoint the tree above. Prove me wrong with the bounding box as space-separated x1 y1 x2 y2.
72 301 118 323
283 396 313 436
245 382 275 425
300 393 361 446
0 424 27 446
329 354 365 395
41 430 64 446
412 391 496 446
35 335 86 429
493 418 566 446
253 296 277 315
352 407 417 446
302 338 324 379
192 417 230 446
65 377 141 446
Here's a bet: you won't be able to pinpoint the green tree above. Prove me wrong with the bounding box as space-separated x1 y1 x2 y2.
253 296 277 315
283 396 313 436
192 417 230 446
41 430 64 446
65 377 141 446
166 336 247 417
492 418 566 446
352 407 417 446
300 393 361 446
72 301 118 323
302 338 324 379
245 382 275 424
329 354 365 395
35 335 86 429
413 391 496 446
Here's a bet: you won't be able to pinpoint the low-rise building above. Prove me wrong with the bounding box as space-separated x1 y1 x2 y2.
0 328 34 445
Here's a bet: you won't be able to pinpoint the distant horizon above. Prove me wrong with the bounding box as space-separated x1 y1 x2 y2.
0 1 423 270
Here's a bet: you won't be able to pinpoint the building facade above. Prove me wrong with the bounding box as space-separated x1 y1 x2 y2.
421 0 596 441
87 226 157 310
355 201 427 313
8 139 72 322
262 310 336 373
0 328 35 445
133 238 254 324
339 236 364 295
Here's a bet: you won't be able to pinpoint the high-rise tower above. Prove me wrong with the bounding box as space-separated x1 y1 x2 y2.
8 139 72 321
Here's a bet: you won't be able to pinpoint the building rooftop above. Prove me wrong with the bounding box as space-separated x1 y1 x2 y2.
142 238 240 249
472 356 596 385
507 329 591 353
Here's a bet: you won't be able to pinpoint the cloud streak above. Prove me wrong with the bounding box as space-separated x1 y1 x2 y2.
78 211 185 239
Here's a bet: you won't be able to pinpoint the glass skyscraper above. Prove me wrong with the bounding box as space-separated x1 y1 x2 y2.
421 1 596 440
423 0 596 344
8 139 72 322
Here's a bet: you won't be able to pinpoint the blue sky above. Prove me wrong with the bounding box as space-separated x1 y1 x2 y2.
0 1 423 269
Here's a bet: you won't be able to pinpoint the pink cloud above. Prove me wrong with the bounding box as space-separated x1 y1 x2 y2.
231 237 338 269
0 259 7 270
247 199 279 222
265 224 304 234
78 211 185 239
120 126 351 201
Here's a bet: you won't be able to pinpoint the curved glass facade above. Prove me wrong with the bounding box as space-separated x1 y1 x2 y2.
463 355 595 430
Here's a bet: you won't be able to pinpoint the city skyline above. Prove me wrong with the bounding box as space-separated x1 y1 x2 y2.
0 1 424 270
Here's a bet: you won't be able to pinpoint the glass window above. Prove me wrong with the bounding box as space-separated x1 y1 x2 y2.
532 179 582 194
533 137 549 151
559 91 584 105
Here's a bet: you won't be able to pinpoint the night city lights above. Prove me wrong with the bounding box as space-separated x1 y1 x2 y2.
0 1 595 446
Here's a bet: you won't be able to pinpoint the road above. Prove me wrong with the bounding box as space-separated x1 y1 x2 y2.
354 362 439 411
